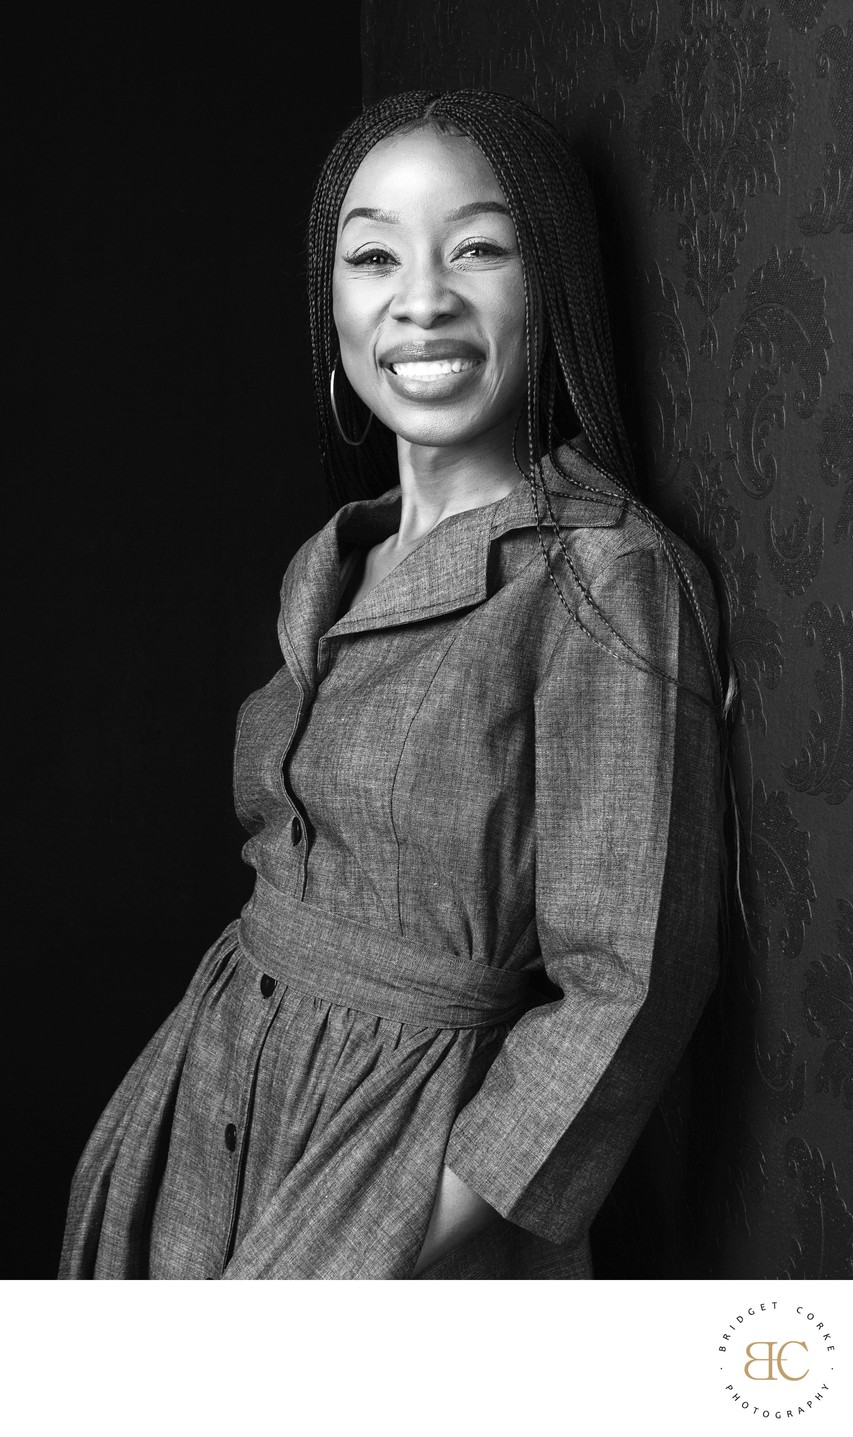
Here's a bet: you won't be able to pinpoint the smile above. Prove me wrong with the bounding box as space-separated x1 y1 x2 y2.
381 353 486 402
389 358 482 379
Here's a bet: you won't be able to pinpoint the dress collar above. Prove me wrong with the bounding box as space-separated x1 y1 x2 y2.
278 439 627 698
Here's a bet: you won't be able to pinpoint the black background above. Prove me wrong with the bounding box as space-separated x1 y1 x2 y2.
8 15 361 1277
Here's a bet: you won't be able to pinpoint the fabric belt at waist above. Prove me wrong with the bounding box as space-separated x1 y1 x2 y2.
237 874 530 1031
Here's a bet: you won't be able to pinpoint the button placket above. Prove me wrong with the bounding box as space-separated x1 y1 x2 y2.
274 674 310 896
220 983 284 1274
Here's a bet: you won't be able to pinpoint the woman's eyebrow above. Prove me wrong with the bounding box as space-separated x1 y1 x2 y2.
340 206 399 231
445 200 511 220
340 199 511 232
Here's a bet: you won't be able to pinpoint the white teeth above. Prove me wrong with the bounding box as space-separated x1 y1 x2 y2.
390 358 479 378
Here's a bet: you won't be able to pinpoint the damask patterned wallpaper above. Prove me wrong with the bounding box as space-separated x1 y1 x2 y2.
362 0 852 1279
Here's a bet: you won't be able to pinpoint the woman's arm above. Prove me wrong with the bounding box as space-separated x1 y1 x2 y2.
411 1164 501 1275
441 539 722 1248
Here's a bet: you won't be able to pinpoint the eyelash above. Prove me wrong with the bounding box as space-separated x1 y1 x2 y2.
343 240 508 268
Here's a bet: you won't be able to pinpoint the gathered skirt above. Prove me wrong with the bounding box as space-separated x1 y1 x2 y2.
59 890 594 1281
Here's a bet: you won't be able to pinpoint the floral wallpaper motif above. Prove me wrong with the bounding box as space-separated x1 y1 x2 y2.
363 0 852 1277
639 6 797 358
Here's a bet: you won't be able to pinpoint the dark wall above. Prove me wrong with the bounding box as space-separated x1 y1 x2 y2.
8 16 361 1277
363 0 853 1278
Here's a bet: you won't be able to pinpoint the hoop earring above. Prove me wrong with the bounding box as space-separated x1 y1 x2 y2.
330 361 373 447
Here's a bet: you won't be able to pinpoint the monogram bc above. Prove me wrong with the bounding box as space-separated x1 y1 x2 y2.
743 1342 809 1382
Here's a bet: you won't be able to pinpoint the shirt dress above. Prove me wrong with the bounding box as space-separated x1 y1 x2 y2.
58 439 722 1281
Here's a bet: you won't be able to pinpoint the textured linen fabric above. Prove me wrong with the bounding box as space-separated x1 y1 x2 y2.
59 439 722 1280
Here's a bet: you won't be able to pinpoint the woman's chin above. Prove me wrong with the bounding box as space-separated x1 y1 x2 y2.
388 418 493 451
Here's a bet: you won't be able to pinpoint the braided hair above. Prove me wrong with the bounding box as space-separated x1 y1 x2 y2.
307 88 736 723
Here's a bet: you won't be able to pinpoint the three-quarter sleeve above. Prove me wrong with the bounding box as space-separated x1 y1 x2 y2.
443 538 722 1247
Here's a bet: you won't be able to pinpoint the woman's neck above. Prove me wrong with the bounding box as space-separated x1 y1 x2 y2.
393 420 523 547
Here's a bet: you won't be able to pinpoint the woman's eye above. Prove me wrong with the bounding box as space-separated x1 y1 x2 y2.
343 249 396 268
454 241 506 261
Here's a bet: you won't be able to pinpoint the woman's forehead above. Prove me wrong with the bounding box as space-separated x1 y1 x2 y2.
337 129 507 228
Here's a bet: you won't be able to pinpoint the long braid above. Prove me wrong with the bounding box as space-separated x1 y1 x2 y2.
306 88 735 726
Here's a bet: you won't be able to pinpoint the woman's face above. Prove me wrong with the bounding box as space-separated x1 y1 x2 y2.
332 127 528 451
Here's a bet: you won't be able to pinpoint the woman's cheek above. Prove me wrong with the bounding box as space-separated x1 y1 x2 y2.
333 296 379 388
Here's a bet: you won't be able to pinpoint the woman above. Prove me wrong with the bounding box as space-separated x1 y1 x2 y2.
59 89 728 1281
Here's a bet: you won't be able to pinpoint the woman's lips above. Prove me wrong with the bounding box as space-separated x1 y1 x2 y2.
382 356 484 400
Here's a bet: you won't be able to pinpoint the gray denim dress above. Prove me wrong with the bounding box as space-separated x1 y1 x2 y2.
59 441 722 1280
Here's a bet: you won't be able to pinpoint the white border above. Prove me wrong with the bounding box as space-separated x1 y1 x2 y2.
3 1279 850 1436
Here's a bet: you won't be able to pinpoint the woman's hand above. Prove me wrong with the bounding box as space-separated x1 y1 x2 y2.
410 1163 501 1276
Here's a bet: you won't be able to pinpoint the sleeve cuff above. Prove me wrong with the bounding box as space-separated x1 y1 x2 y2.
443 1121 569 1246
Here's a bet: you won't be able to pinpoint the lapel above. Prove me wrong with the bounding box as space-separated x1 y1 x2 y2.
278 439 627 700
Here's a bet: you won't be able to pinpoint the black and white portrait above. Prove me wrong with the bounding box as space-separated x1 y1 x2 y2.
7 5 851 1418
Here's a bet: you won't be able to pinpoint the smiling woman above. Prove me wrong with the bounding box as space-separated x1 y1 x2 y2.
334 134 526 439
59 90 733 1281
331 126 530 606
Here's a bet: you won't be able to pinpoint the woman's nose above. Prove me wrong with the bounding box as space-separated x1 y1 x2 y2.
388 264 464 327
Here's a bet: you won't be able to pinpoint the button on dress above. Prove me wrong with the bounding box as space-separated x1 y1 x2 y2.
59 441 723 1280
